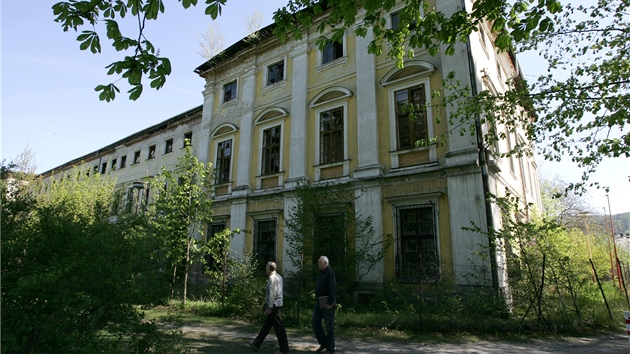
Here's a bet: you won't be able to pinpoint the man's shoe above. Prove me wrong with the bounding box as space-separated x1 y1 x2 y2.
315 345 326 352
249 341 259 352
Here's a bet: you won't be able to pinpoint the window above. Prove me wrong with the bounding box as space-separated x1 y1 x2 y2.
100 162 107 174
396 205 439 283
254 219 277 271
133 150 141 164
205 223 226 271
319 107 344 164
262 125 281 175
314 213 346 267
391 11 417 31
215 139 232 184
148 145 156 159
164 138 173 154
111 158 117 171
322 40 343 64
267 61 284 85
223 81 237 102
93 165 98 175
183 132 193 147
395 85 428 149
120 155 127 169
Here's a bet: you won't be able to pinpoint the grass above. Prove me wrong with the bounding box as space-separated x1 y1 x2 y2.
142 303 623 354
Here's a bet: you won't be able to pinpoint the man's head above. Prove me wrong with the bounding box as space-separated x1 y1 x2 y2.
266 261 277 275
317 256 329 271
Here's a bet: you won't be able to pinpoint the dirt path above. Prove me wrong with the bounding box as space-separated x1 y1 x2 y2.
182 323 629 353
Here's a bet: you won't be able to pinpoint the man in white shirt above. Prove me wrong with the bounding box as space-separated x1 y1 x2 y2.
250 262 289 353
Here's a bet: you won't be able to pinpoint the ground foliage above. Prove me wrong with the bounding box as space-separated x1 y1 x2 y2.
1 163 185 353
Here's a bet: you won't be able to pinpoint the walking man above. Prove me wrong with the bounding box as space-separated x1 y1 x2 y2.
250 262 289 353
313 256 336 352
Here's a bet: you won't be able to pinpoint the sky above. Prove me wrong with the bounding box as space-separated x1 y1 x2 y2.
1 1 628 214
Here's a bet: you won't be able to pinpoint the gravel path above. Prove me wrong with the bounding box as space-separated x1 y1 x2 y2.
182 323 629 353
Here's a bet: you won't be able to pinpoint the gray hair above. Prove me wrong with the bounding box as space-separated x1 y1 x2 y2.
267 262 277 271
319 256 329 266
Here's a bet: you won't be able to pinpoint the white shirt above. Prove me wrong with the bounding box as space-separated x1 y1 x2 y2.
266 271 283 308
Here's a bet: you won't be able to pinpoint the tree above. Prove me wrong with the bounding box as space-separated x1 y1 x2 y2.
51 0 555 101
1 163 181 353
283 182 392 305
197 24 226 60
538 174 594 228
145 143 214 305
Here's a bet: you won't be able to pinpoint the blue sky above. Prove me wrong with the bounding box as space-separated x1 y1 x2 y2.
1 1 628 214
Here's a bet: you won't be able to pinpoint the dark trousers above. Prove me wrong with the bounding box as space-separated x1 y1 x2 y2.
312 303 335 352
253 306 289 353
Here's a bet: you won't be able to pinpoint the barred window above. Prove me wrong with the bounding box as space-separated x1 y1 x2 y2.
396 204 439 283
314 213 346 265
254 219 277 271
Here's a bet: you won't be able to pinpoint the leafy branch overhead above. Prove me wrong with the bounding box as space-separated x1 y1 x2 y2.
52 0 227 101
52 0 628 192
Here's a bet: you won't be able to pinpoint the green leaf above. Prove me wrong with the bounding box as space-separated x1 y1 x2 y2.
128 84 143 101
95 83 120 102
205 1 223 19
76 31 101 54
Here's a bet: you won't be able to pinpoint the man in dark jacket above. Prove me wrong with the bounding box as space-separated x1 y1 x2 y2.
313 256 336 352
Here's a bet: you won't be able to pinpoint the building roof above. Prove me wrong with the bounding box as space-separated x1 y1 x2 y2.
39 105 203 177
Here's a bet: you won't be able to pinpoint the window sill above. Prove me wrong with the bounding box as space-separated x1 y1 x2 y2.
262 80 287 95
255 172 284 190
389 144 437 169
316 56 348 75
219 98 238 109
315 160 350 182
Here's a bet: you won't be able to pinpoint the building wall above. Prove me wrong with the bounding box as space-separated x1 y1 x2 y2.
41 2 541 292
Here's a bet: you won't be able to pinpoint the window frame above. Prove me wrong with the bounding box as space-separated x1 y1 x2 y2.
111 158 117 171
183 131 193 148
386 76 437 169
261 124 282 176
215 138 233 185
120 155 127 169
322 40 343 64
253 218 277 272
310 88 352 182
394 203 440 284
222 80 238 103
394 84 429 150
390 10 417 32
316 32 348 72
133 150 141 164
164 138 173 154
265 60 286 86
147 144 156 160
313 212 346 269
318 106 345 165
